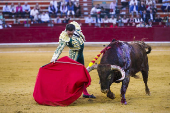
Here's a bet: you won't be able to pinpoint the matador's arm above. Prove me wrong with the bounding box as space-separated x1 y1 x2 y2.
50 31 70 62
50 40 66 62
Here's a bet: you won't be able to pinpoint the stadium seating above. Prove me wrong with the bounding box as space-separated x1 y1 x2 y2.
0 0 169 24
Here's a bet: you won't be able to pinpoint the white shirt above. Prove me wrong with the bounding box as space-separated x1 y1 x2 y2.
3 5 10 12
162 0 170 6
54 19 62 23
95 18 102 23
50 1 58 8
122 18 128 23
85 17 94 23
10 6 16 12
110 2 116 11
150 14 153 20
22 5 31 12
90 7 97 14
60 5 67 13
103 19 109 23
30 9 38 16
34 14 41 20
135 18 143 23
129 0 138 6
133 6 137 11
41 14 50 21
109 18 117 24
146 0 156 5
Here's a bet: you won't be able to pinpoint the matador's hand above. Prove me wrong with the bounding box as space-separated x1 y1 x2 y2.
50 58 57 63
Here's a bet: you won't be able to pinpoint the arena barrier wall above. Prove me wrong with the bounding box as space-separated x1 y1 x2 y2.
0 26 170 47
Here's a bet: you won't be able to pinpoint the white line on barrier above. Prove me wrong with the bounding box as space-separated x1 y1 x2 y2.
0 50 170 53
0 42 170 45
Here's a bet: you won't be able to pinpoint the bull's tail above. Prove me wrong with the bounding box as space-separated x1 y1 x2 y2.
145 44 152 54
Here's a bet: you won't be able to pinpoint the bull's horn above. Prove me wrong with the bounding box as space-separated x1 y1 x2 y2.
86 64 98 72
111 65 125 81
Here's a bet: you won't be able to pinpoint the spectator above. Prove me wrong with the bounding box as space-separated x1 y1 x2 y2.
151 3 157 13
141 10 148 23
122 15 128 23
147 3 157 13
146 0 156 6
48 3 58 18
74 2 81 17
59 0 66 6
0 13 3 25
58 0 63 11
109 15 117 24
147 9 155 22
16 3 23 18
50 0 58 9
41 12 50 23
155 14 162 25
110 0 117 14
54 16 62 23
67 0 74 6
2 3 10 18
67 2 75 16
121 0 129 9
60 2 67 17
72 0 77 5
129 0 138 12
130 2 138 15
90 5 98 17
136 21 145 27
34 12 41 23
146 19 153 27
10 3 16 18
35 3 41 13
128 15 135 25
85 15 94 26
135 14 143 23
155 14 162 22
161 0 170 12
138 2 146 15
62 16 70 23
100 7 109 18
95 14 102 27
162 16 168 22
103 15 109 23
30 7 38 23
22 2 31 18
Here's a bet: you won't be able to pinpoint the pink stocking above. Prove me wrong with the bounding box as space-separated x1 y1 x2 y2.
83 84 90 96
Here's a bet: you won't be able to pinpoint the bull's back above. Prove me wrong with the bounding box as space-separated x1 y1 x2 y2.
130 43 149 72
100 42 129 68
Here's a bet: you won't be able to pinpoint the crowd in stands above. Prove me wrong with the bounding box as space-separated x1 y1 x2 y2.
88 0 169 27
0 0 169 28
1 0 81 24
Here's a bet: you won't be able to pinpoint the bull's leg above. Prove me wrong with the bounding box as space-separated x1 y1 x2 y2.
107 90 115 99
141 70 150 95
120 74 130 105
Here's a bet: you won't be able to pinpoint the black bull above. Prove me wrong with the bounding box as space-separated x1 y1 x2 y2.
89 41 151 104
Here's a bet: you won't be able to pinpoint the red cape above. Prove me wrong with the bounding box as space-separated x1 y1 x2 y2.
33 56 91 106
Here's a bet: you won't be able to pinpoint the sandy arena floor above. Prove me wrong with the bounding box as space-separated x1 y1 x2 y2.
0 46 170 113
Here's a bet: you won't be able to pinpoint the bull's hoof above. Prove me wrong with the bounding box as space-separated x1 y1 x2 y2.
121 98 127 105
107 91 115 99
146 88 150 96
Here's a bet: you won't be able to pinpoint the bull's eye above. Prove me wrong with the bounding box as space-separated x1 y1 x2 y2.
107 74 111 80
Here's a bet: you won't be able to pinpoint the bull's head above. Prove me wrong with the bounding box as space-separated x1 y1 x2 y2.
97 64 125 94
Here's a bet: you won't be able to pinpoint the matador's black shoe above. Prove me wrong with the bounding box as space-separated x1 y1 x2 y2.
83 94 96 98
